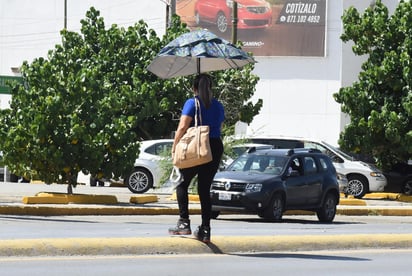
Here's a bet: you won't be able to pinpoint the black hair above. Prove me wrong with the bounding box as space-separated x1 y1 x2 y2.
193 74 212 109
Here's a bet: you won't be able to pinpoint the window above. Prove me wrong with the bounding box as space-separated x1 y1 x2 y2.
318 157 329 171
145 142 172 156
304 156 317 174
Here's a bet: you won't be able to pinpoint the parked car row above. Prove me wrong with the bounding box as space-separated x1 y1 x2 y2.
87 136 408 203
245 136 388 199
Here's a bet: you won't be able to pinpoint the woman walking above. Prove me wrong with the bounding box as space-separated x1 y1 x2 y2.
169 74 225 243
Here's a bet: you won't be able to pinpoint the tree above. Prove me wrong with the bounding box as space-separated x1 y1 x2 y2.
0 9 261 192
334 0 412 170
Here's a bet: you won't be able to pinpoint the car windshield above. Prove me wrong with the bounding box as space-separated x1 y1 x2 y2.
227 153 288 175
321 141 355 161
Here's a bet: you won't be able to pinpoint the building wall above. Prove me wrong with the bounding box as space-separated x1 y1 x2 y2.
0 0 400 146
242 0 343 145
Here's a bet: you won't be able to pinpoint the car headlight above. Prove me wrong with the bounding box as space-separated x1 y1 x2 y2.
245 183 263 193
370 172 383 178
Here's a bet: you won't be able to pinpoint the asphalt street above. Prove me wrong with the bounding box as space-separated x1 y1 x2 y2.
1 182 412 256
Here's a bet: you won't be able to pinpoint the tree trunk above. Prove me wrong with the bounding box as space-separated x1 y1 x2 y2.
67 183 73 194
66 172 78 194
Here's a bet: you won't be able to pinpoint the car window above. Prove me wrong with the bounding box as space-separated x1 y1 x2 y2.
287 157 303 175
228 154 287 175
304 156 317 175
318 156 329 172
145 142 172 156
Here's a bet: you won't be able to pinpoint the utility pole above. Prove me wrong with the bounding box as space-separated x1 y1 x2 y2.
231 1 238 44
64 0 67 29
170 0 176 17
165 0 176 29
165 1 170 30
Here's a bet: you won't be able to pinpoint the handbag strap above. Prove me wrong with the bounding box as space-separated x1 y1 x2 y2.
194 97 203 127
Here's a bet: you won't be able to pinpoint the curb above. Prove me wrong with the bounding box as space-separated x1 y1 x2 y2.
2 204 412 216
1 192 411 216
23 192 118 204
1 234 411 256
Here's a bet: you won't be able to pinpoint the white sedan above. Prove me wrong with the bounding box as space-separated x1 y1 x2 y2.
124 139 173 193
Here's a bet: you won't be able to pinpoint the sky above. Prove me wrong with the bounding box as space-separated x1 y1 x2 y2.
0 0 167 75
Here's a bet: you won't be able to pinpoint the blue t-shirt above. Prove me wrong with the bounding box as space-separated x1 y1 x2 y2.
181 97 225 138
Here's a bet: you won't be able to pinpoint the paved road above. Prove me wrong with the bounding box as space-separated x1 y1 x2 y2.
2 249 412 276
1 182 412 256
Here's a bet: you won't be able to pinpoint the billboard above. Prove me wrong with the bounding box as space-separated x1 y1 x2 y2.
176 0 327 57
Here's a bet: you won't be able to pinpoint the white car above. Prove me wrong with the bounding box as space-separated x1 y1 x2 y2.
246 136 387 198
124 139 173 193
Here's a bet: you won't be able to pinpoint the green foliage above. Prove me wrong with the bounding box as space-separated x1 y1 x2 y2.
334 0 412 170
0 9 261 190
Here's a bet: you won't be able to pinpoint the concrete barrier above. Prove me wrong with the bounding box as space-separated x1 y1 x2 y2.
1 234 411 257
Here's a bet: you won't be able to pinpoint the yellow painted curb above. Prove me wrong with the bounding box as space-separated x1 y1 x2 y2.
363 193 412 203
67 194 118 204
339 198 367 206
1 204 412 216
22 196 68 204
22 192 118 205
212 233 412 253
364 193 400 200
109 182 126 187
0 205 200 216
30 180 46 184
398 194 412 203
130 195 159 204
0 236 208 256
169 192 200 202
1 234 412 256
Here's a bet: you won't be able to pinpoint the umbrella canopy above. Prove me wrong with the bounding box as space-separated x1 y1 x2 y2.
147 29 255 79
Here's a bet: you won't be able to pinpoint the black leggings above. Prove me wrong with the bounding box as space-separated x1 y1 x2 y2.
176 137 224 227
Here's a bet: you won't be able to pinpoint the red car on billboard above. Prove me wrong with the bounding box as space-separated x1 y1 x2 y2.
194 0 273 34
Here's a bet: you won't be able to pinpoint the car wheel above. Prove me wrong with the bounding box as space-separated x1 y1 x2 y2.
403 179 412 195
263 193 284 221
346 175 368 199
125 168 153 194
211 210 220 219
316 193 337 223
216 11 228 33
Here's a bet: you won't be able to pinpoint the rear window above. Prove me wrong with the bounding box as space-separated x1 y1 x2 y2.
318 156 333 172
144 142 172 156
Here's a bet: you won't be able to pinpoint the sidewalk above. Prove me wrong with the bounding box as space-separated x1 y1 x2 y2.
1 182 412 256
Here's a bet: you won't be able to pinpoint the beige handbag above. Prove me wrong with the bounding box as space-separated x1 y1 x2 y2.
173 98 212 169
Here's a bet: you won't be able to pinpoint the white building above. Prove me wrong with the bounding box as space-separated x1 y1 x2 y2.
0 0 399 145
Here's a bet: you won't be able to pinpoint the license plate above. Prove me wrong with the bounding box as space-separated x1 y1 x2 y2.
218 192 231 201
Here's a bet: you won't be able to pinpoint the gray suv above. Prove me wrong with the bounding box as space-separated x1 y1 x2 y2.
211 148 340 222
